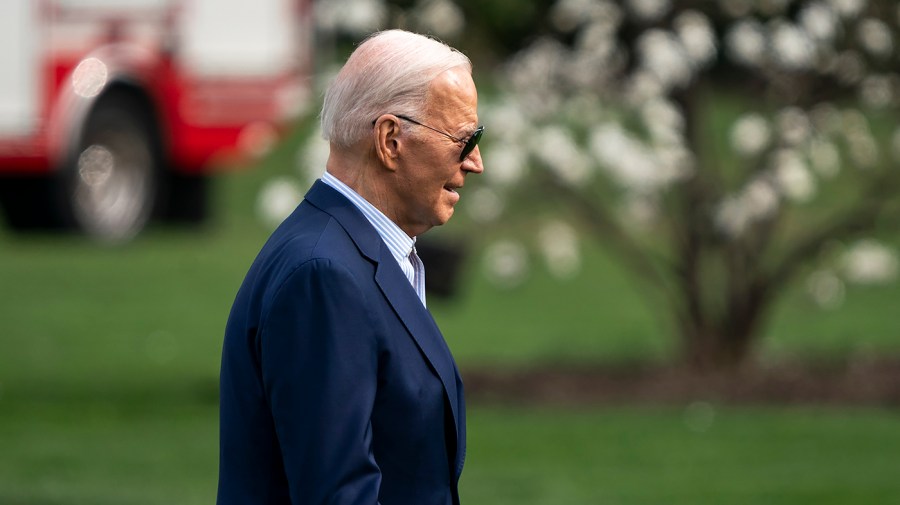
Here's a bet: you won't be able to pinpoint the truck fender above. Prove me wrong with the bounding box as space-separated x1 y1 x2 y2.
46 43 163 169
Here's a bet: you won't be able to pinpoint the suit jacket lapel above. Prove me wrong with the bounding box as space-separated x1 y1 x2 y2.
304 181 462 452
373 256 460 429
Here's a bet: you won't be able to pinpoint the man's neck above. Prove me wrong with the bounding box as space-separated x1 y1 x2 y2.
326 148 405 234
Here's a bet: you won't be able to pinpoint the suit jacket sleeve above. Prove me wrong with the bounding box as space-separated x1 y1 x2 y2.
260 257 382 504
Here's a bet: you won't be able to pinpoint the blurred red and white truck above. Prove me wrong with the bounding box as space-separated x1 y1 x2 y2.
0 0 312 241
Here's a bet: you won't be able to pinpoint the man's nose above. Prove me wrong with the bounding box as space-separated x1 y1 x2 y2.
462 145 484 174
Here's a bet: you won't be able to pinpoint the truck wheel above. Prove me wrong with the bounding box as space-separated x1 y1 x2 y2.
63 90 160 242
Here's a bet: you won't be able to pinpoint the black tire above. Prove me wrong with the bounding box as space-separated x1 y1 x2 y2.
62 90 160 241
0 89 160 241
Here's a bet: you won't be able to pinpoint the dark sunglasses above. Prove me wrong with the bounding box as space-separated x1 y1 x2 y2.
374 114 484 162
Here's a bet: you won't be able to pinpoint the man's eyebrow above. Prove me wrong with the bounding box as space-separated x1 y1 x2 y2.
456 122 479 138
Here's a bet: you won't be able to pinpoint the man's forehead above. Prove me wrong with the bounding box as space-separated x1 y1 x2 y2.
429 67 475 94
425 68 478 122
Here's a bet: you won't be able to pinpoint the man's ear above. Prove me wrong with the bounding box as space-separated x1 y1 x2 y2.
373 115 403 171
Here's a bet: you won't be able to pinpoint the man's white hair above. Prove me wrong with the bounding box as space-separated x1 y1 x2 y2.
321 30 472 148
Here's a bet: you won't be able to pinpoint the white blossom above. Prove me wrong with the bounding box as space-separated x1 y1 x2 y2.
315 0 387 36
483 240 529 288
627 0 670 22
807 138 841 178
828 0 866 19
777 107 812 147
715 196 749 237
531 126 591 185
257 176 303 227
569 23 625 89
589 122 689 193
550 0 586 31
674 10 717 68
624 70 666 103
859 74 893 108
565 44 617 89
466 187 504 224
831 50 865 85
637 29 693 90
576 15 622 50
800 2 839 43
296 133 329 187
809 102 842 135
771 22 816 70
846 132 879 168
841 240 899 284
641 98 685 145
411 0 465 39
505 38 567 117
560 93 608 128
538 220 581 279
806 269 846 309
653 143 694 177
591 124 657 192
714 178 780 237
840 108 871 137
857 18 894 59
840 110 879 167
506 37 566 92
619 194 660 228
483 141 526 187
743 179 780 219
730 113 771 157
725 20 767 67
482 99 529 143
585 1 623 34
551 0 618 33
772 149 816 202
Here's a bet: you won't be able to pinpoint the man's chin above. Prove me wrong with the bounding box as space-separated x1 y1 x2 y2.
429 209 454 230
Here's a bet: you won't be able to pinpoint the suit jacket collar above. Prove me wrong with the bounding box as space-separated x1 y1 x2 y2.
303 180 463 471
303 180 384 264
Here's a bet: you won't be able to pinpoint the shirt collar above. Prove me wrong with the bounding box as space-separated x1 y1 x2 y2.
320 172 415 265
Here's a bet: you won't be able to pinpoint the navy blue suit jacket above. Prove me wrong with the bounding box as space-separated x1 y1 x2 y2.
217 181 466 505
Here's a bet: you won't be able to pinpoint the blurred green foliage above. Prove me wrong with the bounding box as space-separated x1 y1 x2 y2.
452 0 552 66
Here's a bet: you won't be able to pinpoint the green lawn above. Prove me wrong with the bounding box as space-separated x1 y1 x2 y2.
3 395 899 504
2 146 900 503
464 406 900 505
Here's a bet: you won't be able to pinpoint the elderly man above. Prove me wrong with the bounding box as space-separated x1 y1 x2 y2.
217 30 484 505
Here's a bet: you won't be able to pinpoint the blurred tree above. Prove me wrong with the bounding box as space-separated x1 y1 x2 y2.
280 0 900 371
474 0 900 370
311 0 555 67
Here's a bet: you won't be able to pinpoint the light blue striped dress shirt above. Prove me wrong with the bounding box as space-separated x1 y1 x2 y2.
320 172 426 307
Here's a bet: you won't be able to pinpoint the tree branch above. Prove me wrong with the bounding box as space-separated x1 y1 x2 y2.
538 169 677 304
763 180 900 294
